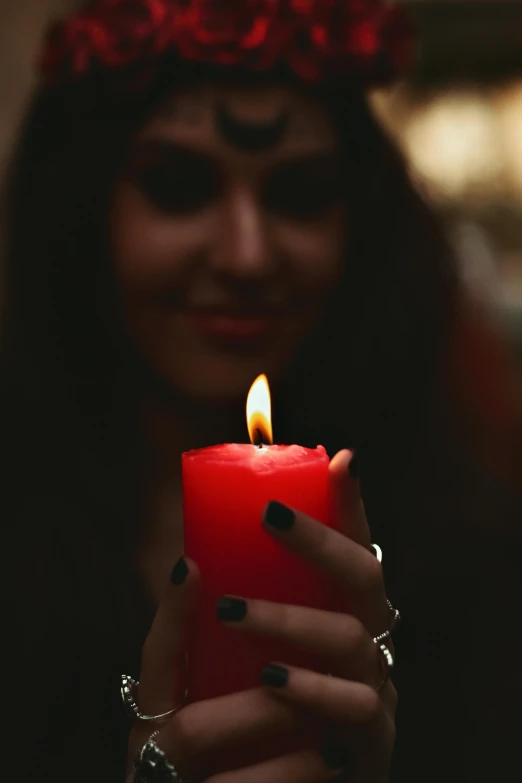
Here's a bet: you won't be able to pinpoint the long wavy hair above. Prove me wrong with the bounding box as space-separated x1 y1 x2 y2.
3 55 521 513
3 50 522 783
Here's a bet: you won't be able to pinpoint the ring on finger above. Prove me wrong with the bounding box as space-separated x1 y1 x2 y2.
133 729 191 783
387 599 401 632
370 544 401 633
370 543 383 563
373 640 394 692
374 601 401 647
373 629 391 646
121 675 185 723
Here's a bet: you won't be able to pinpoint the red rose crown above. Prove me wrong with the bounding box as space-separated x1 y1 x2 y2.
40 0 415 88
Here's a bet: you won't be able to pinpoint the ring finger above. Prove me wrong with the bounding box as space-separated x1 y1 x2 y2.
258 664 395 782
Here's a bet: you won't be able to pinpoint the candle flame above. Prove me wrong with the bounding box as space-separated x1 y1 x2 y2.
247 374 273 446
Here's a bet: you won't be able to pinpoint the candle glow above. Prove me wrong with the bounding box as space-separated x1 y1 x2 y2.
182 375 339 771
246 374 273 446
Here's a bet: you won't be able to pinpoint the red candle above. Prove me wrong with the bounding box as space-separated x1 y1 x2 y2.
182 376 339 769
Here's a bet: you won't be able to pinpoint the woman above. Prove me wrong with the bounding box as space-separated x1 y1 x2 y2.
2 2 521 782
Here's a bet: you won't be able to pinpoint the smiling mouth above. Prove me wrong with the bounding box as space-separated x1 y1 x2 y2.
184 309 283 342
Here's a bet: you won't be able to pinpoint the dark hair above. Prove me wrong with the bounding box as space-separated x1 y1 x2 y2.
3 55 522 783
0 56 462 532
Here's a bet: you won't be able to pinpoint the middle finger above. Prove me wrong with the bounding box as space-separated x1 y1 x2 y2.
217 596 381 687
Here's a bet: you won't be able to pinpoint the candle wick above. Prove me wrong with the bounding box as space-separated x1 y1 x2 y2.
255 428 265 448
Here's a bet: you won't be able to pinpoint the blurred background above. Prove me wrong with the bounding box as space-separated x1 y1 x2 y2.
1 1 522 349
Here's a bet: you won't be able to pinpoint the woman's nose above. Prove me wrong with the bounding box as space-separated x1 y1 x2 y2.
209 188 274 280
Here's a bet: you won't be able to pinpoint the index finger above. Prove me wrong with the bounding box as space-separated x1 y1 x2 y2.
138 556 200 717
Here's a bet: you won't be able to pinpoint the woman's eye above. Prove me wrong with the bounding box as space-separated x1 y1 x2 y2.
135 163 220 214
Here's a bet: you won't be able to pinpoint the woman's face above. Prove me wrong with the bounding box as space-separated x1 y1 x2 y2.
110 83 346 404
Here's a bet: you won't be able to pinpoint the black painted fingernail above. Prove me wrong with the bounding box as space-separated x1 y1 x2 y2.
260 664 289 688
217 597 248 622
348 454 359 479
320 745 354 772
265 501 295 531
170 557 189 585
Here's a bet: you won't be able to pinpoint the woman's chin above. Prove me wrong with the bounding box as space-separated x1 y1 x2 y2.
160 357 278 408
129 313 306 408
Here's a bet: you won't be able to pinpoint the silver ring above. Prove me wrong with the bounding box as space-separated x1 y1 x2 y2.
371 543 382 563
373 603 400 645
121 675 183 722
387 599 401 632
133 730 190 783
371 544 401 631
373 629 391 645
373 639 394 692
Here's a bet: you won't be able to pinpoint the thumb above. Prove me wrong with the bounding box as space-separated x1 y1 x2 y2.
329 450 371 549
138 556 200 716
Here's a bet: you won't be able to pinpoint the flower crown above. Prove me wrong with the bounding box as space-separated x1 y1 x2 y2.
40 0 415 90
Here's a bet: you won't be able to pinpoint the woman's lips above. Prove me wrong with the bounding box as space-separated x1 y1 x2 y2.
185 311 281 342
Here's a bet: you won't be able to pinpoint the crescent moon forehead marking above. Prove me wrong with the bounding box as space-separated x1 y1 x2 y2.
215 101 289 153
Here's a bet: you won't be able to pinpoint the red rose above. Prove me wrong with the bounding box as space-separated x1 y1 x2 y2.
286 0 320 15
39 17 111 83
343 16 380 62
171 0 286 69
287 0 397 80
303 1 368 56
284 0 338 82
38 0 414 90
93 0 174 66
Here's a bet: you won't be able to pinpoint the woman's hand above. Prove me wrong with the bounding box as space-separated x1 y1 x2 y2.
245 449 397 780
126 560 353 783
126 450 396 783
